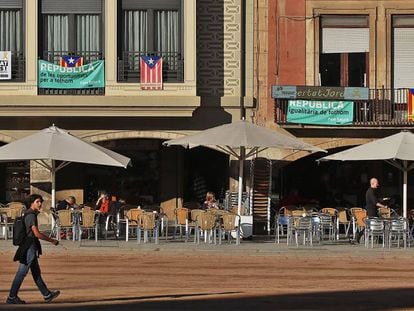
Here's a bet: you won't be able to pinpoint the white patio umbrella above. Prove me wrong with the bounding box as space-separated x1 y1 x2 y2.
164 120 326 214
0 125 130 208
319 130 414 218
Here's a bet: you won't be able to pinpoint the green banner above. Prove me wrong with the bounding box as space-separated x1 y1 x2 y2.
38 60 105 89
287 100 354 125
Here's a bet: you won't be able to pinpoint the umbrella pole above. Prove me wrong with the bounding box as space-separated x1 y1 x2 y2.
51 160 56 210
403 161 408 218
237 147 245 215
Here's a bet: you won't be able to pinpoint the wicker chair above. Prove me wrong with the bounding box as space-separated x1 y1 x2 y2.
137 212 159 244
353 209 367 242
79 209 98 242
337 208 351 239
1 202 24 240
57 210 76 241
124 208 144 241
219 212 240 245
195 212 217 244
173 207 189 240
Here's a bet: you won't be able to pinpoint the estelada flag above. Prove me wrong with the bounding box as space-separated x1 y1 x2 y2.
140 56 163 90
60 55 83 67
408 89 414 121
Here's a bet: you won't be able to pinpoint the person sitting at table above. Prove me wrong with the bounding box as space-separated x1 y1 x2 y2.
202 191 219 209
56 196 77 211
95 191 110 214
95 191 110 236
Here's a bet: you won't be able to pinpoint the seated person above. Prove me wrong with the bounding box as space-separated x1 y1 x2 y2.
202 191 219 209
95 191 110 214
56 196 77 211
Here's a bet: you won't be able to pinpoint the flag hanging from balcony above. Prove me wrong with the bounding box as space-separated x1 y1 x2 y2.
140 56 163 90
408 89 414 121
60 55 83 68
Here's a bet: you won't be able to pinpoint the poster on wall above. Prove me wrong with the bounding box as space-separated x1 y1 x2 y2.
0 51 11 80
38 59 105 89
287 100 354 125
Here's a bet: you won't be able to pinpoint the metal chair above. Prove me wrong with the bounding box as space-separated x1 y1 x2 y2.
319 212 336 241
388 218 409 248
364 217 385 248
293 216 314 247
275 214 293 245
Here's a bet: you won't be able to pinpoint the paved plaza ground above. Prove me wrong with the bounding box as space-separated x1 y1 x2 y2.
1 238 414 310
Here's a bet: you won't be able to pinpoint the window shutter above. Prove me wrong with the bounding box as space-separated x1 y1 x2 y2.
393 28 414 89
41 0 102 14
0 0 23 8
322 28 369 54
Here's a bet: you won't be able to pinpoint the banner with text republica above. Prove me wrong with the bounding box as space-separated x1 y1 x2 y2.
287 100 354 125
38 60 105 89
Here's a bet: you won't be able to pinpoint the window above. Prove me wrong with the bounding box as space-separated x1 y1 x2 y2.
319 15 369 87
39 0 103 64
0 0 24 81
118 0 183 82
393 15 414 89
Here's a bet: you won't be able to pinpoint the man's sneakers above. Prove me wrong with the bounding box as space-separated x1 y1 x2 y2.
6 290 60 304
6 296 26 304
44 290 60 303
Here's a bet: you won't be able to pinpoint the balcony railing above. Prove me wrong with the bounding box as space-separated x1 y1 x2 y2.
275 88 414 127
0 51 25 82
38 51 104 95
117 51 184 83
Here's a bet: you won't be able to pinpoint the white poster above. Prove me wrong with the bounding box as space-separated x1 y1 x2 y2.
0 51 11 80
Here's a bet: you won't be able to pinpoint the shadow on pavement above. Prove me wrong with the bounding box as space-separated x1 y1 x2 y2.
1 287 414 310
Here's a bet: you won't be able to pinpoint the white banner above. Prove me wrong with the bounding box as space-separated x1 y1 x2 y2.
0 51 11 80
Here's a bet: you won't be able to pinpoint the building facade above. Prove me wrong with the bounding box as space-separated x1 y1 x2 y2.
0 0 255 211
256 0 414 208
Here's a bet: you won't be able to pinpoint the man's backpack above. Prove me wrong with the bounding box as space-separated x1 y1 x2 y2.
12 214 26 246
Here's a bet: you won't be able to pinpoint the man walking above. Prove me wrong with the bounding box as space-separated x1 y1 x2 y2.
6 194 60 304
356 178 387 243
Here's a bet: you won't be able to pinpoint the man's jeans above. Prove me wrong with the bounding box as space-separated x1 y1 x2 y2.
9 244 49 298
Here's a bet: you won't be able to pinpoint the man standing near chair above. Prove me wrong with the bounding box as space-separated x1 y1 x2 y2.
6 194 60 304
356 178 387 243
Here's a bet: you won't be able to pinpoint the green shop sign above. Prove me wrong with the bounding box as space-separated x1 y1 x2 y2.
287 100 354 125
38 60 105 89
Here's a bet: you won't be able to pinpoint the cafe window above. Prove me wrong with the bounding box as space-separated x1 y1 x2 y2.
319 15 369 87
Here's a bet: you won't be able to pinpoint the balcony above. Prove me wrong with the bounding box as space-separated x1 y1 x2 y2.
275 88 414 127
117 51 184 83
38 51 104 95
0 51 25 82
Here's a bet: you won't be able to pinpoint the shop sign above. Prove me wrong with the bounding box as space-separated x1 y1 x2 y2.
0 51 11 80
287 100 354 125
38 59 105 89
272 85 369 100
